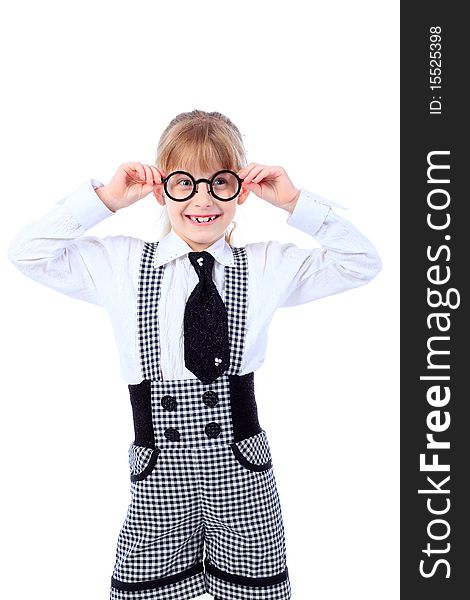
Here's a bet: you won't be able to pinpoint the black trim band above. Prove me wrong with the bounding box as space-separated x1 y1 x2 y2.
228 372 262 443
130 447 161 481
111 561 203 591
204 559 288 587
230 442 272 472
128 379 155 448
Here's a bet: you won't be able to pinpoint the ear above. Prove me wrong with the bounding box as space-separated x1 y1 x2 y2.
237 185 250 206
153 188 166 207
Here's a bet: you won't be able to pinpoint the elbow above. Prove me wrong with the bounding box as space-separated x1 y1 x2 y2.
6 235 35 270
358 250 383 284
368 252 383 281
335 250 383 286
354 245 383 283
6 237 21 266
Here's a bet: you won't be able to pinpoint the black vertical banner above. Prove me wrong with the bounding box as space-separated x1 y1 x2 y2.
401 3 468 599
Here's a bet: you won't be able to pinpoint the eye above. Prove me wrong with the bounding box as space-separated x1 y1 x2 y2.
177 178 192 187
213 177 227 187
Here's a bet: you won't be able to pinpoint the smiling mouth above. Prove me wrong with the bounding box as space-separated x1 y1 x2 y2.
185 215 221 224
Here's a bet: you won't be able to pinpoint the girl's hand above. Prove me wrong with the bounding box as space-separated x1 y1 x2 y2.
96 162 166 211
237 164 301 212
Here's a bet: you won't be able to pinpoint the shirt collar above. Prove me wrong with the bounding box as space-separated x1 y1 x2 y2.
153 228 235 268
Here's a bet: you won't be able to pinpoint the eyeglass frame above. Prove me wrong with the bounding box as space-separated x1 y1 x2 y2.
162 169 245 202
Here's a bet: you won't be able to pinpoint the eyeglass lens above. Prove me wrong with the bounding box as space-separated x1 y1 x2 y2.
165 171 240 201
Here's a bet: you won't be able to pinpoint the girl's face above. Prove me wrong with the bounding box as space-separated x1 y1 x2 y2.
153 166 250 251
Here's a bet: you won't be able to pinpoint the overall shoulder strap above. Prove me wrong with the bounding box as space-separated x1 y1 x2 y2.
225 246 249 375
137 241 164 380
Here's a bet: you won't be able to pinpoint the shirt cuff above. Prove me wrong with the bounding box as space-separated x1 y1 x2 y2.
286 188 348 236
55 178 115 229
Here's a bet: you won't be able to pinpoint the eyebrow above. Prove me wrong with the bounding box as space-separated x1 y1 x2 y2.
178 170 223 177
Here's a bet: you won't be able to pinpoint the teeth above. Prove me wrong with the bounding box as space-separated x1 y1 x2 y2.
189 216 218 223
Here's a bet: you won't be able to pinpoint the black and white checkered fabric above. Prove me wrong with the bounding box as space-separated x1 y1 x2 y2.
110 243 291 600
150 377 233 449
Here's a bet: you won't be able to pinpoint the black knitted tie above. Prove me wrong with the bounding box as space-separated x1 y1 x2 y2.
184 251 230 384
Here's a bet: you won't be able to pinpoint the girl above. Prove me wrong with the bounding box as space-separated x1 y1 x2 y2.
7 109 382 600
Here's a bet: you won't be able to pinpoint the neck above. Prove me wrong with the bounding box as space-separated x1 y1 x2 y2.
173 230 225 252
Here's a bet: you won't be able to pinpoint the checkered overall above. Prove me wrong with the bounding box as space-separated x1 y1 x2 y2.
110 242 291 600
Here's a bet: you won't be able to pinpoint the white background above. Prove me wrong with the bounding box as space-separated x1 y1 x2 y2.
1 1 399 598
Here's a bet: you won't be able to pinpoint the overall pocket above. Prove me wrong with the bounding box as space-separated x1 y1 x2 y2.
230 429 273 472
128 443 161 481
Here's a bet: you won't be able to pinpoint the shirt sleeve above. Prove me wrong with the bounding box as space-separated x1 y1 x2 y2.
259 189 383 308
6 178 122 307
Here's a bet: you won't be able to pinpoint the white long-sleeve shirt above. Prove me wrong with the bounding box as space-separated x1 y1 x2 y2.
7 179 382 384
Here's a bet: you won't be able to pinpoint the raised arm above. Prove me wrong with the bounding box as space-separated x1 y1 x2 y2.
6 179 120 306
7 162 167 306
257 189 382 308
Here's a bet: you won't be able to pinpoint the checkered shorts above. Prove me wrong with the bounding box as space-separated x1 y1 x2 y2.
110 428 290 600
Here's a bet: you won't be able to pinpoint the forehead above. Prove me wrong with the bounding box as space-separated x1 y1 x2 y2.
174 163 225 177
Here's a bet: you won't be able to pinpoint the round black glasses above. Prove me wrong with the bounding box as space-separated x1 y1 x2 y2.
162 170 244 202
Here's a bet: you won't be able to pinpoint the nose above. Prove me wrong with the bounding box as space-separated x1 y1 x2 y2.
194 181 214 203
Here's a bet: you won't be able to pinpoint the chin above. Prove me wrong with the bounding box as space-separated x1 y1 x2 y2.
186 226 223 237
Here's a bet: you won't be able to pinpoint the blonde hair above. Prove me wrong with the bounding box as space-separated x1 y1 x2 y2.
154 110 247 246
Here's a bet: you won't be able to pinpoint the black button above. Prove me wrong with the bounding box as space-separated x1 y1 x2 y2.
202 390 219 408
161 395 177 411
164 427 181 442
205 422 222 438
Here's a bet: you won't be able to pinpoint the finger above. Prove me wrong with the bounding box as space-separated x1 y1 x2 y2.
150 165 165 185
251 168 269 183
132 162 146 183
142 164 154 186
124 163 145 184
238 163 259 180
244 166 264 185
